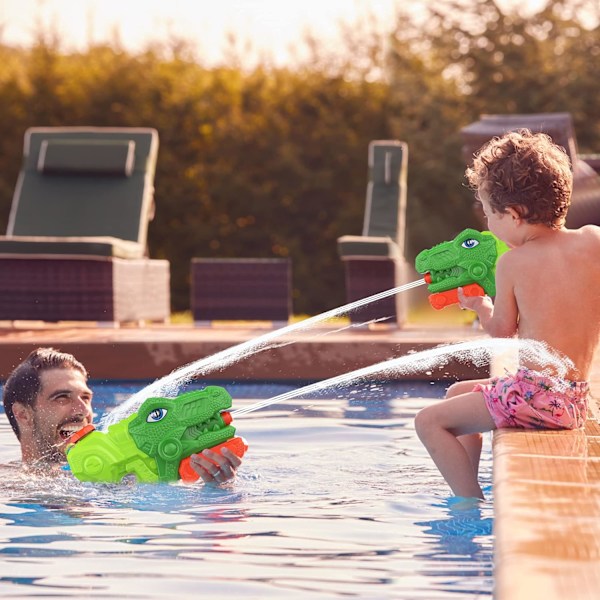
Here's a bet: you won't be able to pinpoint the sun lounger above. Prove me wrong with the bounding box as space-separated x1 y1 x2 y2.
0 127 170 324
337 141 409 326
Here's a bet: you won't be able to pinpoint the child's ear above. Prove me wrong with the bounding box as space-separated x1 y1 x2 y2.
506 207 521 222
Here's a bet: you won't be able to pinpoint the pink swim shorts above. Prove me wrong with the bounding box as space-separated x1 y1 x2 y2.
474 367 589 430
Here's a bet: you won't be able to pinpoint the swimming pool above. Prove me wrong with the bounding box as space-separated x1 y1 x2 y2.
0 380 493 598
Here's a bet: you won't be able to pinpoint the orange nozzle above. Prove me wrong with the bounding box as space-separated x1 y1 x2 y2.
424 273 432 284
221 411 232 425
66 424 96 446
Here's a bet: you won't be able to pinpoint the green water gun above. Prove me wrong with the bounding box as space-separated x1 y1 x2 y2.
66 386 247 483
415 228 510 310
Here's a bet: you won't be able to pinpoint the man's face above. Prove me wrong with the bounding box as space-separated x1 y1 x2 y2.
28 368 94 463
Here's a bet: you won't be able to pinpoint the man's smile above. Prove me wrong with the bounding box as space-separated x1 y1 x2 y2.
58 420 89 440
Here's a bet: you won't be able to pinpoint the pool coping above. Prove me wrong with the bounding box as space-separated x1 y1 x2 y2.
492 354 600 599
0 322 491 381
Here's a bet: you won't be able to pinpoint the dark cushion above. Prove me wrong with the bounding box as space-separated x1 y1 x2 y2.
38 139 135 176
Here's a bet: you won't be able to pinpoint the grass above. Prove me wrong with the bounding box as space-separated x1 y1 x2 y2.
170 311 194 324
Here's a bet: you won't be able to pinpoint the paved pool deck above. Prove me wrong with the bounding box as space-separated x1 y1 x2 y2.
0 320 598 598
0 321 491 382
493 342 600 599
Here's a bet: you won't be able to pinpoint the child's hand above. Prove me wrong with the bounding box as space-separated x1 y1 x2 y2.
188 447 242 484
457 287 492 313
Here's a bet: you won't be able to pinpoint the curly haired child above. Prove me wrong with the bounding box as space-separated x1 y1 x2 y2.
415 129 600 498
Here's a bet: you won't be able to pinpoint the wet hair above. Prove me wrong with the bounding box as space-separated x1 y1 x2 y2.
465 129 573 229
2 348 88 440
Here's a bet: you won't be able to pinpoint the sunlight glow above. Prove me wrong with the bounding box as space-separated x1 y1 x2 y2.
0 0 566 67
0 0 399 65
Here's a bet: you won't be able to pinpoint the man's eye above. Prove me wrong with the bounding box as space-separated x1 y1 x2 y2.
147 408 168 423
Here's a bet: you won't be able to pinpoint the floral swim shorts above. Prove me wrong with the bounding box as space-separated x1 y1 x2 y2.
474 367 589 430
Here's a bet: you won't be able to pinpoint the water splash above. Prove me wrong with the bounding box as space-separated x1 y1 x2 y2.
231 338 573 418
101 279 427 428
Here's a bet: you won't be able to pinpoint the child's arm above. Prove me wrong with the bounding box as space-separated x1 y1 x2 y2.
458 252 519 337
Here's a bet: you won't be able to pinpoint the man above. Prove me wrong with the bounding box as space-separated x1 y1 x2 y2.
2 347 241 482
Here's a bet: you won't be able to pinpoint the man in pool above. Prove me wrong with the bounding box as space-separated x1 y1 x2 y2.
2 347 242 483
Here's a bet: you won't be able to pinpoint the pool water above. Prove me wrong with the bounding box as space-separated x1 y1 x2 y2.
0 380 493 598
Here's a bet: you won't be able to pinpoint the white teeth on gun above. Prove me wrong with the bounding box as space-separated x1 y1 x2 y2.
431 266 463 283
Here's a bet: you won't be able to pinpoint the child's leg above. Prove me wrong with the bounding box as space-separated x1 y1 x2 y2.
458 433 483 476
446 379 491 475
415 390 496 498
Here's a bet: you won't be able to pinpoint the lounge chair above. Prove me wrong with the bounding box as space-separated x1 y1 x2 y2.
337 140 409 326
460 113 600 228
0 127 170 324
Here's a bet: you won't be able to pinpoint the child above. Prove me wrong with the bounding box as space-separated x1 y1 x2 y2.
414 129 600 499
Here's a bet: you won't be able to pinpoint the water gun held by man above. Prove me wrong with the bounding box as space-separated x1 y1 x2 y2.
65 386 247 484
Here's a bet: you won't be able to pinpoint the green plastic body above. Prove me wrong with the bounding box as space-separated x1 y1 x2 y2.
415 228 509 300
66 386 236 483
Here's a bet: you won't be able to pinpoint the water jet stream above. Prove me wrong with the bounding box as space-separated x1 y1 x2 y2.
231 338 572 418
102 278 427 427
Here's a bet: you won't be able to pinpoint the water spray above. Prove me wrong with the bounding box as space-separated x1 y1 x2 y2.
230 338 572 418
66 338 571 484
76 228 520 485
102 278 427 427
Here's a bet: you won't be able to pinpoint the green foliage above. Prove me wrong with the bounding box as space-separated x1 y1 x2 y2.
405 0 600 149
386 0 600 257
386 17 478 259
0 39 392 313
0 0 597 314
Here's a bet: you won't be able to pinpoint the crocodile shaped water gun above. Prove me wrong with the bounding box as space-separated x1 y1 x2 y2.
415 228 510 310
66 386 247 483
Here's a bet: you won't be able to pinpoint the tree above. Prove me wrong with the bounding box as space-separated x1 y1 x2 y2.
0 1 597 315
384 0 600 259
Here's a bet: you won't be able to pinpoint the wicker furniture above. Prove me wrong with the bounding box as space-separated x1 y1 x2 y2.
0 127 170 324
337 140 409 326
191 258 292 325
0 257 169 322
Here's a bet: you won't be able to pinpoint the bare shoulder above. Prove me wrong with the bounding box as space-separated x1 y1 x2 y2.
567 225 600 258
496 241 529 267
578 224 600 244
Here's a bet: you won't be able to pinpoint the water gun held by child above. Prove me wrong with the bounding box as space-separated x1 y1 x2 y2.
66 386 247 484
415 228 509 310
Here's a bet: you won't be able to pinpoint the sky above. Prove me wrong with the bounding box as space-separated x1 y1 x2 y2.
0 0 402 65
0 0 552 66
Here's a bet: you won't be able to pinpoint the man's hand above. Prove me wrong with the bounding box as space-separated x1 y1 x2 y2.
188 447 242 484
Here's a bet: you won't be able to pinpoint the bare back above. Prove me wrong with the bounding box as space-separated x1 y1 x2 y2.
507 225 600 380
